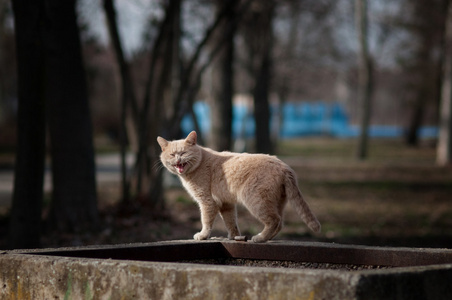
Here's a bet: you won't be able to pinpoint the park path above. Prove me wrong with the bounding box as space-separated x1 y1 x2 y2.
0 153 134 211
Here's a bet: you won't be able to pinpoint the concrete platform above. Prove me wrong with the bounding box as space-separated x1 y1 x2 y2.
1 240 452 299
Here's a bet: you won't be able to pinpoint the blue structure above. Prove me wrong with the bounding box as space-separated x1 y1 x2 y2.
280 102 349 137
181 101 438 139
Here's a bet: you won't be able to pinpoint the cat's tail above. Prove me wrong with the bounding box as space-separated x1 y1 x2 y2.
284 169 321 233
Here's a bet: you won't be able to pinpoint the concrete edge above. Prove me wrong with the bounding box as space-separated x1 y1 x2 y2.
0 250 360 300
2 240 452 299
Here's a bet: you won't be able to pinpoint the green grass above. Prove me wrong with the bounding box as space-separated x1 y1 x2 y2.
277 137 437 165
277 138 356 158
273 137 452 247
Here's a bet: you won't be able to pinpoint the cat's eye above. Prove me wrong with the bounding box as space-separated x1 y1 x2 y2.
170 153 175 157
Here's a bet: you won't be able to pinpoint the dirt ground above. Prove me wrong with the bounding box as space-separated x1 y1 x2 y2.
2 138 452 249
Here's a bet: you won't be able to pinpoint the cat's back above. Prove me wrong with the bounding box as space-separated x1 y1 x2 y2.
221 151 288 176
201 146 289 176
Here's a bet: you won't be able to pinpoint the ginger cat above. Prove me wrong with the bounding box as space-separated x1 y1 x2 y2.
157 131 321 243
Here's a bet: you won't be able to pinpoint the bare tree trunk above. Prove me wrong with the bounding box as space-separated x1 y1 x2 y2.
135 0 176 196
8 0 46 249
243 1 275 154
405 7 434 147
437 1 452 166
46 0 99 232
103 0 139 203
274 1 301 143
355 0 373 160
148 2 179 210
10 0 98 244
0 1 7 117
406 91 426 146
209 0 237 151
253 45 273 154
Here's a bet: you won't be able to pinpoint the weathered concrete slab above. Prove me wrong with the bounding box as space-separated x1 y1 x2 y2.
1 240 452 299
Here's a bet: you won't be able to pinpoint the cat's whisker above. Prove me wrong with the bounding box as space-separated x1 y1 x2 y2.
152 160 164 172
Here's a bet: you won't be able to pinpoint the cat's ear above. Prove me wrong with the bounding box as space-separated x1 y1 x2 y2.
157 136 169 150
185 131 197 145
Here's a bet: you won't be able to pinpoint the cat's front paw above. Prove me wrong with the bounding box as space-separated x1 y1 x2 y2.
193 231 210 240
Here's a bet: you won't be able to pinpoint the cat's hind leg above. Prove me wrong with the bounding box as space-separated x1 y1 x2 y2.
219 203 241 240
251 213 282 243
243 196 283 243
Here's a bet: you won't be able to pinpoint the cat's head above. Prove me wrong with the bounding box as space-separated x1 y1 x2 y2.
157 131 202 176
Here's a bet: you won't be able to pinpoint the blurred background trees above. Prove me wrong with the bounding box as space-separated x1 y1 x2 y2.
1 0 452 248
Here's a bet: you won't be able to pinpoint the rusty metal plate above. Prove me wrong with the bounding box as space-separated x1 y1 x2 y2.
219 241 452 267
20 240 452 268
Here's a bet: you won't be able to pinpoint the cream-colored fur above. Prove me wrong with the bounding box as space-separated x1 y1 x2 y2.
157 131 321 243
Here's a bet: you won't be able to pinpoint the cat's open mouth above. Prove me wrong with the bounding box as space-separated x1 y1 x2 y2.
175 162 187 173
